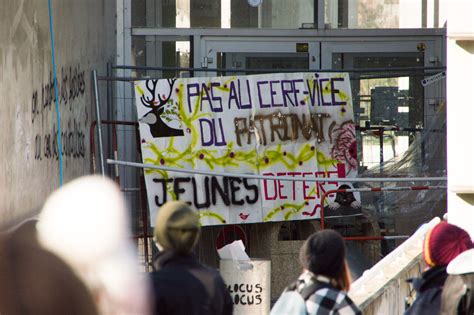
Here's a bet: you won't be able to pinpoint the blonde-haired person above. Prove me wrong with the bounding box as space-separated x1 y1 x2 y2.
291 229 361 315
150 201 233 315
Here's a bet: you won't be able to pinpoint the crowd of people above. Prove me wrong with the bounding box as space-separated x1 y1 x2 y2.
0 175 472 314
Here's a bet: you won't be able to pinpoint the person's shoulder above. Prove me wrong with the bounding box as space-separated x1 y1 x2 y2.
307 288 361 315
149 269 173 287
149 266 186 289
336 293 361 315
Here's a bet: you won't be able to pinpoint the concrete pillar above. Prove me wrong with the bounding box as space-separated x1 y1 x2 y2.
446 0 474 237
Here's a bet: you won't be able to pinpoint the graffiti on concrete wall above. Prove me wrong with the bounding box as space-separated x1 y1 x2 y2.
32 64 87 160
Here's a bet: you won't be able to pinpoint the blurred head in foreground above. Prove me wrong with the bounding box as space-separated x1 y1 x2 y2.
37 175 151 315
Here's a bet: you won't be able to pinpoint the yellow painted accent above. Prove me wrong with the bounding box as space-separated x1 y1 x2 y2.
136 84 145 96
198 211 226 224
423 226 435 266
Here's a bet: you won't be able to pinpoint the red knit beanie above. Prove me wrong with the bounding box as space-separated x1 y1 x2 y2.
423 222 473 267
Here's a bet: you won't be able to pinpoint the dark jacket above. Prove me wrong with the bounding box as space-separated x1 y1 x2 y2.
150 251 233 315
405 266 448 315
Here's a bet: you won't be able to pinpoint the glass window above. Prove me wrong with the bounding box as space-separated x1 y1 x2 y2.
325 0 447 29
132 0 447 29
332 52 424 170
132 0 177 28
132 0 315 28
214 52 309 76
132 37 191 78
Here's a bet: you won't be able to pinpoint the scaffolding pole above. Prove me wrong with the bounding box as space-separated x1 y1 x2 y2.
107 159 447 183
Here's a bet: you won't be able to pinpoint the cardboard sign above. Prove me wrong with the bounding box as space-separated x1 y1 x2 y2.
220 259 271 315
134 72 357 226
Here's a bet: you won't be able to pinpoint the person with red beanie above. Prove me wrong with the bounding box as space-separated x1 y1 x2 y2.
405 221 473 315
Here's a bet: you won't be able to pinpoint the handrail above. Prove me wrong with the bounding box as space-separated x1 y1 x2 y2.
348 216 441 311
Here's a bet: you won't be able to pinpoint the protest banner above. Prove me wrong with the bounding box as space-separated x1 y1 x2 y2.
134 72 358 226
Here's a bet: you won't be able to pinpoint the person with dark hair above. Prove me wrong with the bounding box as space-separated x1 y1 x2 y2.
273 229 361 315
405 221 473 315
0 220 98 315
150 201 233 315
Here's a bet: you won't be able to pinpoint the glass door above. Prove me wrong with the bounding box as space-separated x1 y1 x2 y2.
196 37 320 76
321 39 443 170
218 52 310 76
321 38 446 244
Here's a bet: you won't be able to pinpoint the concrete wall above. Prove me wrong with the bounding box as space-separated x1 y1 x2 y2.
359 259 423 315
445 0 474 238
0 0 116 226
